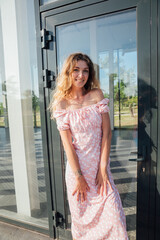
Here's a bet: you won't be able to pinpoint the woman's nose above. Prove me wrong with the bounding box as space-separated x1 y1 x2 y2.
79 72 83 77
78 71 83 77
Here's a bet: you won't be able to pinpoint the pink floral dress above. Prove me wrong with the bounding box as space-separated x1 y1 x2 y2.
53 98 128 240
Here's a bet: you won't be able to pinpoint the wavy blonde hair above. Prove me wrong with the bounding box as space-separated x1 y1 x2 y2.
49 52 100 118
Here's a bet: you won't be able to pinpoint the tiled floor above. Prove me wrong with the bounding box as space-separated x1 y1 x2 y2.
0 129 137 240
0 221 52 240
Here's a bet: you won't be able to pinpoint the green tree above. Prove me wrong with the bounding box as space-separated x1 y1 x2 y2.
0 103 3 116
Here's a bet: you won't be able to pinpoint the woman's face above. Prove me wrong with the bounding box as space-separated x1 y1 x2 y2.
71 60 89 89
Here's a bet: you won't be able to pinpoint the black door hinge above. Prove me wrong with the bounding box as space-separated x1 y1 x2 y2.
41 29 53 49
53 211 64 228
43 69 55 88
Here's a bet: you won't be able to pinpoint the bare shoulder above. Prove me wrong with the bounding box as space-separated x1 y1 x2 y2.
56 98 68 110
89 88 105 102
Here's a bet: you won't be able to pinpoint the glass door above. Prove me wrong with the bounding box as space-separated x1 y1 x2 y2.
42 0 151 239
0 0 51 233
56 10 137 240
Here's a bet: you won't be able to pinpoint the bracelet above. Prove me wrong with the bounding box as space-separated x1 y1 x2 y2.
74 169 83 178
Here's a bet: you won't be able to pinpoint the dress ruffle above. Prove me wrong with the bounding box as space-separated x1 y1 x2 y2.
96 98 109 114
53 98 109 131
53 110 70 131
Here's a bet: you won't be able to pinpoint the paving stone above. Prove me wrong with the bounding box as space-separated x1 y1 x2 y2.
0 221 52 240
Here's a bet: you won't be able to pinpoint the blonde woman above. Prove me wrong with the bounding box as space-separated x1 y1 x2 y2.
49 53 128 240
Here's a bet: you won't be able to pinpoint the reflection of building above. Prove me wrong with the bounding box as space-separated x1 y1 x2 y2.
0 0 48 235
0 1 159 240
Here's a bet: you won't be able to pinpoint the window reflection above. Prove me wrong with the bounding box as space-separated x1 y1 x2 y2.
57 9 137 239
0 0 48 228
57 10 137 129
113 50 137 129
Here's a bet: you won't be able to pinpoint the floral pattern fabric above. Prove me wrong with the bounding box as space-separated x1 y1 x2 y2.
53 98 128 240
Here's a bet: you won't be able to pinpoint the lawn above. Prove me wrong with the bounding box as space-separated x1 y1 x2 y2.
114 107 137 128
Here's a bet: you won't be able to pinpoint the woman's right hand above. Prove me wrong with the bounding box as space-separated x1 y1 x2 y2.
72 176 90 203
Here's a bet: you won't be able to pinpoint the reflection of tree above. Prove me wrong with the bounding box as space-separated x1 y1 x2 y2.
114 79 127 107
99 51 138 128
113 78 127 127
112 73 138 128
32 91 39 127
104 93 109 99
0 102 3 116
1 82 9 127
99 54 109 69
99 51 137 98
16 89 39 128
113 75 137 110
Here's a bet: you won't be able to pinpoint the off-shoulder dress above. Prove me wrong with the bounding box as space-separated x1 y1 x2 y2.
53 98 128 240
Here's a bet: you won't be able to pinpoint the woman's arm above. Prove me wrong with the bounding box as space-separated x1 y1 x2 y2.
100 112 112 168
59 129 82 177
93 88 112 167
55 100 83 178
59 129 90 202
95 112 113 196
93 88 113 195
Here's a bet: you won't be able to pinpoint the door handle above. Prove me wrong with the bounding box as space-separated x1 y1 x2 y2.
129 146 146 162
43 69 55 88
129 155 144 162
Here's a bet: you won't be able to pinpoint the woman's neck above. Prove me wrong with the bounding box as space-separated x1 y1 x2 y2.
70 87 87 99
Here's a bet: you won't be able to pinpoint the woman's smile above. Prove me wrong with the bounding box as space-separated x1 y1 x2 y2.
75 79 85 82
71 60 89 88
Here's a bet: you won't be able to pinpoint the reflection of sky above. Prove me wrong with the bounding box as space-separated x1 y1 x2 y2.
99 50 137 96
99 52 109 93
123 51 137 70
57 9 137 97
0 0 39 104
0 8 137 104
0 63 39 105
119 51 137 96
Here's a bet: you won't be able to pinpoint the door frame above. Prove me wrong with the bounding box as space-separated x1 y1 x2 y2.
37 0 157 239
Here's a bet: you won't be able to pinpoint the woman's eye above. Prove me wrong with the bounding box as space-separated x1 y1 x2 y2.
84 70 89 74
73 69 78 72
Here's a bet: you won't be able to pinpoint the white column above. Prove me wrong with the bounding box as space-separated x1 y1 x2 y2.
1 0 40 216
89 20 99 78
109 50 114 130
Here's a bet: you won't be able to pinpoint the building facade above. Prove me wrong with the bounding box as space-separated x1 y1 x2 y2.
0 0 159 239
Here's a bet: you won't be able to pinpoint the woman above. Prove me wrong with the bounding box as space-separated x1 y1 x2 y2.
49 53 128 240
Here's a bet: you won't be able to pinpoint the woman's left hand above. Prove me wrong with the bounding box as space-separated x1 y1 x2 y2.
95 164 113 196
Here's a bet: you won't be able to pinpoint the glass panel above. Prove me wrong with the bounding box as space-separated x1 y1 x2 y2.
113 50 137 128
56 10 137 239
0 0 48 228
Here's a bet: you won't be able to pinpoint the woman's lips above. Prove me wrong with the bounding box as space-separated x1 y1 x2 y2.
76 79 84 83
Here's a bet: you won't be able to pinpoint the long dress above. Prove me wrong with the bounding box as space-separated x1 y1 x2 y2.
53 98 128 240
